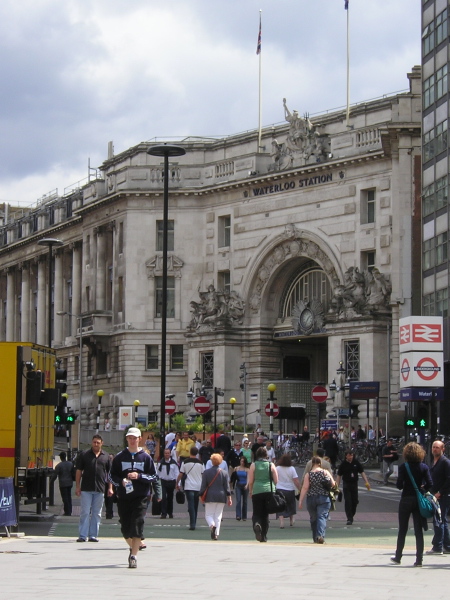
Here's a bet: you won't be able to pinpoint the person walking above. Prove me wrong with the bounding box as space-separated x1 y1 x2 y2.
51 451 74 516
110 427 159 569
248 446 278 543
231 456 250 521
276 454 301 528
382 438 398 485
75 434 111 542
176 446 204 530
426 439 450 555
335 449 371 525
158 448 179 519
299 456 335 544
200 453 232 540
176 431 195 464
240 439 252 464
391 442 432 567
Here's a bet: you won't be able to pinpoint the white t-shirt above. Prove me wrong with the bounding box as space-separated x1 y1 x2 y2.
266 447 276 462
276 465 298 491
165 432 176 448
180 460 204 491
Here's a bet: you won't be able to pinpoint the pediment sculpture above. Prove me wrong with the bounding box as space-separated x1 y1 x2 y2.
187 284 245 332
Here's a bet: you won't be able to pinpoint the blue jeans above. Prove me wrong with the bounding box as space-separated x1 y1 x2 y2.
306 494 331 541
79 491 104 540
432 494 450 551
185 490 200 529
235 485 248 520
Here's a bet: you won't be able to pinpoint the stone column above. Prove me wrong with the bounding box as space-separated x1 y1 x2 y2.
6 267 15 341
71 242 82 331
20 262 30 342
53 249 64 345
36 257 46 345
95 227 106 311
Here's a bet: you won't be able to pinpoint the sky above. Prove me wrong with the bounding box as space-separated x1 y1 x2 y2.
0 0 421 207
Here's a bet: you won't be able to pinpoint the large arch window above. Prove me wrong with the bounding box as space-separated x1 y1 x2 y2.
282 267 333 319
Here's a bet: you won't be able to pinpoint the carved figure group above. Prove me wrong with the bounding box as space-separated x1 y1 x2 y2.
330 267 391 318
188 285 245 331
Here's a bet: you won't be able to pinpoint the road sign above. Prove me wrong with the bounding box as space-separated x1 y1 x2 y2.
165 398 177 415
265 402 279 417
399 351 444 387
194 396 211 414
311 385 328 403
399 316 443 352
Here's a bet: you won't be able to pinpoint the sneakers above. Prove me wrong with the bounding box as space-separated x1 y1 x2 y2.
88 538 99 542
426 548 443 555
128 554 137 569
76 537 86 542
413 562 422 567
254 523 263 542
210 526 216 540
346 519 353 525
316 536 324 544
390 556 401 565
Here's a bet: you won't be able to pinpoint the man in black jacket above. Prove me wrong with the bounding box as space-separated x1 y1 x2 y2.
336 450 371 525
427 440 450 555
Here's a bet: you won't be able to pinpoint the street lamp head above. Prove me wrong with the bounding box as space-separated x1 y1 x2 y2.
97 389 104 398
38 237 63 248
336 361 346 376
147 144 186 158
267 383 277 393
133 399 140 407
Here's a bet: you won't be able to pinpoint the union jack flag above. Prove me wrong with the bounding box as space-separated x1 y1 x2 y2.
256 15 261 55
345 0 349 9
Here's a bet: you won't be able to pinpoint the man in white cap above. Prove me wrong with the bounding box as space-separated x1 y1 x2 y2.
110 427 159 568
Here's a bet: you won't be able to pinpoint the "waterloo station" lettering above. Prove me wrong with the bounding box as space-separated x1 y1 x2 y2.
252 173 333 196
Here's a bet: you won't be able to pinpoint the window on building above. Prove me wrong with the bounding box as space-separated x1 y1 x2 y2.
218 215 231 248
118 221 124 254
423 238 435 270
148 411 158 424
436 288 449 317
118 276 124 313
361 189 375 224
423 292 435 315
97 349 108 375
170 345 184 370
423 175 448 216
345 340 360 380
436 9 448 46
155 276 175 318
202 352 214 388
422 19 435 56
156 220 174 251
218 271 231 293
436 232 448 265
145 345 159 370
361 251 376 272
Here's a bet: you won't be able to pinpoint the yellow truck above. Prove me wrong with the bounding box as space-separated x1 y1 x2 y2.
0 342 58 515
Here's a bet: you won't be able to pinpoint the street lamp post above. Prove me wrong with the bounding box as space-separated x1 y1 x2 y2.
133 399 140 426
229 397 236 445
329 361 350 442
147 143 186 458
267 383 276 441
240 363 247 434
38 238 63 347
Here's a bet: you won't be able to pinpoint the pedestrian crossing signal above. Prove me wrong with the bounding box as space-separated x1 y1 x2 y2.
405 418 415 427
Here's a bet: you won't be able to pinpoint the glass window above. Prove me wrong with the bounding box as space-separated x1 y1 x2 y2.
436 232 448 265
361 189 375 224
436 288 448 317
423 238 435 270
424 73 435 109
423 292 435 315
218 215 231 248
436 9 448 46
146 345 159 370
202 352 214 389
218 271 231 293
170 345 184 370
156 220 174 251
155 276 175 318
345 340 360 381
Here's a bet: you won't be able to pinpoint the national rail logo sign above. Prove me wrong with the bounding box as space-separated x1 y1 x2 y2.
399 352 444 388
399 316 443 352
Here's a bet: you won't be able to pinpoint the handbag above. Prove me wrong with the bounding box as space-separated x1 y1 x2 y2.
175 490 185 504
200 468 221 504
151 496 162 516
404 463 435 519
266 461 287 514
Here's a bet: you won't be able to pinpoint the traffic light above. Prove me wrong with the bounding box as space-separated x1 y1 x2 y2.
66 412 77 425
55 407 67 425
405 417 416 428
56 368 67 398
417 405 428 428
350 404 359 418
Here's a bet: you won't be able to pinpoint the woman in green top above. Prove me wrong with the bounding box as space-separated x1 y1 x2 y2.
240 439 252 464
248 446 278 542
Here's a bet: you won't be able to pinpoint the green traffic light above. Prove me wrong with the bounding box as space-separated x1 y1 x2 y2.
419 419 427 427
405 419 415 427
55 415 61 423
67 415 74 423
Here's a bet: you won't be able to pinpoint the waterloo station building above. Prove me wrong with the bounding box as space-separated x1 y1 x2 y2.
0 67 424 441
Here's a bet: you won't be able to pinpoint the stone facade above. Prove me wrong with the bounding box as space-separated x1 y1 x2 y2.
0 68 421 436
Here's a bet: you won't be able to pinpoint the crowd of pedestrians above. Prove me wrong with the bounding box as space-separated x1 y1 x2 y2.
65 427 450 570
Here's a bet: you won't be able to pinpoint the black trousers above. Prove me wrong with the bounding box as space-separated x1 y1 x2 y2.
394 494 424 562
117 496 148 540
343 483 358 521
161 479 176 516
252 492 272 539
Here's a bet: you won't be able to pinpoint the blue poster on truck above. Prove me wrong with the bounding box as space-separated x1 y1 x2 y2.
0 478 17 527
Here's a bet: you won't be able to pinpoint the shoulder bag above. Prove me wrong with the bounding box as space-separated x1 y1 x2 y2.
404 463 435 519
200 468 221 503
266 462 287 514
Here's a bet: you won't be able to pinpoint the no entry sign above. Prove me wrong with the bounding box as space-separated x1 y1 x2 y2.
311 385 328 403
265 402 279 417
194 396 211 414
165 399 177 415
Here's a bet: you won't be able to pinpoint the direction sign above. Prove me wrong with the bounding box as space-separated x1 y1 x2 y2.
165 398 177 415
399 351 444 387
399 316 443 352
194 396 211 414
311 385 328 403
265 402 279 417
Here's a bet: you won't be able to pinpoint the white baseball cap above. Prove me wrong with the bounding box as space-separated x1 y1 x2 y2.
126 427 141 437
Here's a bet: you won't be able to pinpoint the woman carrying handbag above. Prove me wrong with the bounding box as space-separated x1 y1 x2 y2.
248 446 278 543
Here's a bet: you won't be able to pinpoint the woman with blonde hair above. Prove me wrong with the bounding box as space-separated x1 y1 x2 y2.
199 453 232 540
391 442 432 567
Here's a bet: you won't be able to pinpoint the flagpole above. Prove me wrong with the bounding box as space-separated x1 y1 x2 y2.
346 1 350 127
257 10 262 152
